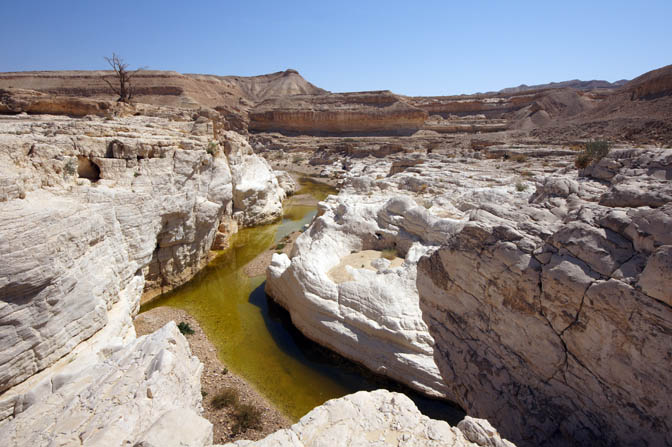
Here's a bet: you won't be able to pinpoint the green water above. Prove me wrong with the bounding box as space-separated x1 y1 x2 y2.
141 176 465 422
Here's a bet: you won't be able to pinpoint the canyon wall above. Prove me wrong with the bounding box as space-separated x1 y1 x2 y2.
417 149 672 446
0 111 287 444
249 91 428 135
266 147 671 447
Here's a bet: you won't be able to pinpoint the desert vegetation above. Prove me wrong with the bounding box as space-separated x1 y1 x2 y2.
575 140 611 169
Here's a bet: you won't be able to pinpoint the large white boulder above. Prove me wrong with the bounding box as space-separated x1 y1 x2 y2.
220 389 515 447
222 130 285 227
266 192 460 397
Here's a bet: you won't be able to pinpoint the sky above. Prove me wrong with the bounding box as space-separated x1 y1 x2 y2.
1 1 670 96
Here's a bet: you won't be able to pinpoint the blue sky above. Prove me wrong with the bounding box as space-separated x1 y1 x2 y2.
1 1 670 96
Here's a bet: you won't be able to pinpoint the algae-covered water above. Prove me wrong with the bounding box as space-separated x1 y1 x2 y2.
141 176 464 422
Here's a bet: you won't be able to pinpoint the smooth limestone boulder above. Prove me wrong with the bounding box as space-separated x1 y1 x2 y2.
220 390 515 447
266 191 460 398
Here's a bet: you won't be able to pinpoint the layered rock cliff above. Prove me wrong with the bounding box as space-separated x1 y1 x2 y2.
0 69 325 109
249 91 428 135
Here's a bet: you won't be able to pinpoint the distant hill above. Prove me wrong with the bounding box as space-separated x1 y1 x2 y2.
0 69 327 111
498 78 628 94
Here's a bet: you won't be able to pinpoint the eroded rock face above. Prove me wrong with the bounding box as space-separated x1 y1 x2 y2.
0 88 114 117
222 130 285 227
417 149 672 446
222 390 515 447
267 146 670 446
0 114 285 423
0 322 212 446
266 191 456 397
265 148 550 400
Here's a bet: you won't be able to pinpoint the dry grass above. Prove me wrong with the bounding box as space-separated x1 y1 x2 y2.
232 404 263 434
212 387 240 409
381 248 398 260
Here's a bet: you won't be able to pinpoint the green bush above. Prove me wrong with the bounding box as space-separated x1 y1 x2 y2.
211 388 239 409
232 403 262 433
575 140 610 169
585 140 610 159
207 141 218 156
177 321 194 335
515 181 528 192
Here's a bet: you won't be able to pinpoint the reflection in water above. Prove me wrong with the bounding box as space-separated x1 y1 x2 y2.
141 176 464 422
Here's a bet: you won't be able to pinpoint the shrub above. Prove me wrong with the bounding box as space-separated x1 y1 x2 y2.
584 140 610 159
574 153 592 169
232 403 262 433
510 153 528 163
515 181 527 192
63 158 77 177
207 141 218 156
177 321 194 335
575 140 610 169
381 248 398 260
211 388 239 409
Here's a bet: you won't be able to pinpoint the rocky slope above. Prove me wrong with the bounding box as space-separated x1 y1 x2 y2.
222 390 514 447
0 111 288 444
532 65 672 143
266 146 671 446
249 91 428 135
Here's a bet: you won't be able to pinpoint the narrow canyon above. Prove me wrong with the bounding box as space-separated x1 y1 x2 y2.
0 64 670 447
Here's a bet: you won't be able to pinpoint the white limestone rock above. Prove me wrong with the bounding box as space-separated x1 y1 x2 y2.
266 192 459 398
0 115 232 394
0 322 211 447
222 130 284 227
275 170 297 196
416 148 672 446
219 390 515 447
0 115 285 437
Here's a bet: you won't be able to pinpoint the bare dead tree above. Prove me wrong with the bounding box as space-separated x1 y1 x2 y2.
102 53 144 103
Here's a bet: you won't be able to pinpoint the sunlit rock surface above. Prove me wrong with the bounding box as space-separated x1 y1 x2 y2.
0 114 285 444
0 322 212 446
417 148 672 446
266 192 455 397
269 147 671 446
221 390 514 447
